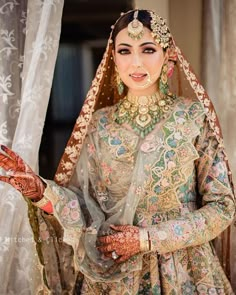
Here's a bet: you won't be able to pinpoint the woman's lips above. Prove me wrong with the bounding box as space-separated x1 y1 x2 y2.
129 73 147 82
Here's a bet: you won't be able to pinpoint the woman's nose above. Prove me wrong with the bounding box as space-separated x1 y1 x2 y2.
132 53 142 67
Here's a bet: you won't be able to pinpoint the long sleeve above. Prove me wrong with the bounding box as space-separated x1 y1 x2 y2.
146 119 235 254
42 179 85 248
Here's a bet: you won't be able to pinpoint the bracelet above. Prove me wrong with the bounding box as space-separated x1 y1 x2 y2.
139 228 150 252
32 195 53 214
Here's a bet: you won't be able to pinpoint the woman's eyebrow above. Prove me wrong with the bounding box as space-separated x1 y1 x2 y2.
117 43 132 47
140 42 156 46
117 41 156 47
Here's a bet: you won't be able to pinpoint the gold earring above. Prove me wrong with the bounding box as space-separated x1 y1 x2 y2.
116 70 124 95
159 63 168 97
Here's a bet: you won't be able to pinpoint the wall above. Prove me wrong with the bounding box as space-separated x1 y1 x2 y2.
169 0 202 77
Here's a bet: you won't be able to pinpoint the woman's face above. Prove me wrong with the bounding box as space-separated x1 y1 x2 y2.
113 26 168 96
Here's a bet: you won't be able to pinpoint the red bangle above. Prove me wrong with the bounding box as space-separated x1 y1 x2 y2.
32 196 53 214
40 201 53 214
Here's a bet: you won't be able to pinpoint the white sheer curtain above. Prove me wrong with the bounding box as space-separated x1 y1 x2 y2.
202 0 236 291
0 0 64 293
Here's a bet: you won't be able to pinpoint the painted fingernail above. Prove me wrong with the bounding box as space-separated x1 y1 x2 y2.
1 145 8 152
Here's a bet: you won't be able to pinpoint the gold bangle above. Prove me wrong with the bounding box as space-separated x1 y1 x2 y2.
139 228 150 252
32 195 50 208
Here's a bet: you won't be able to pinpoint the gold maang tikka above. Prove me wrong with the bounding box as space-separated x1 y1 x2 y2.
127 10 144 40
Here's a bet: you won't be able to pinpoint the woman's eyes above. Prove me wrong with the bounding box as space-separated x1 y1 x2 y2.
143 47 156 54
117 47 157 55
117 48 130 55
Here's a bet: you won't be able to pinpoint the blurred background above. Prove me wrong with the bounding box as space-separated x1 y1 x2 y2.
39 0 236 186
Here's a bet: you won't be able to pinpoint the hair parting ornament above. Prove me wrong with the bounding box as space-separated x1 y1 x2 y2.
127 10 144 40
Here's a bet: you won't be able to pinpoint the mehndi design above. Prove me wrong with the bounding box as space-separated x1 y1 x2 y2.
0 145 45 201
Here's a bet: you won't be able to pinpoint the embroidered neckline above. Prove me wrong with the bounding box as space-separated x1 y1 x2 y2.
114 92 176 138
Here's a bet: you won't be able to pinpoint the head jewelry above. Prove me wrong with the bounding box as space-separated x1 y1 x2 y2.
127 10 144 40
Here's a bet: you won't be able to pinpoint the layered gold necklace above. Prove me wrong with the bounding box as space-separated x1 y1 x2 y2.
115 92 175 138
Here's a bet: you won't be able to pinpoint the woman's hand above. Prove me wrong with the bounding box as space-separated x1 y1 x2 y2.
98 225 140 263
0 145 45 201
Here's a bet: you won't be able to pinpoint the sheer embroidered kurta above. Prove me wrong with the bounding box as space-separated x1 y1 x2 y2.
44 97 235 294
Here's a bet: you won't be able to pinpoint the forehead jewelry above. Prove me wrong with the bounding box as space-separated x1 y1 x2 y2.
127 10 144 40
149 11 171 49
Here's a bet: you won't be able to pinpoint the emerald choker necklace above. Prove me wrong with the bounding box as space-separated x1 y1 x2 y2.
115 92 175 138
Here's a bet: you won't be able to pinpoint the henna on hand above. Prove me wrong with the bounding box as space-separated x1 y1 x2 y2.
98 224 140 263
0 145 45 201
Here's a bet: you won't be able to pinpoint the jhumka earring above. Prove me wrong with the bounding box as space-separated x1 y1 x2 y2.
159 63 169 97
116 71 124 95
127 10 144 40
